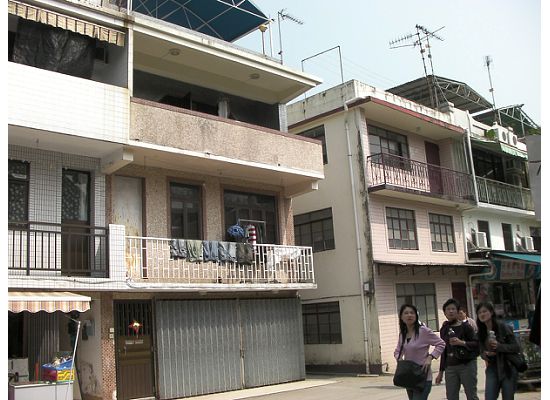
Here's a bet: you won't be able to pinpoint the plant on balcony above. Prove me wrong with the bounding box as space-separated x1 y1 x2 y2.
485 129 497 140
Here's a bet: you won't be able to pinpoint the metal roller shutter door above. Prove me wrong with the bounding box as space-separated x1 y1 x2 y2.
155 300 242 399
241 298 305 387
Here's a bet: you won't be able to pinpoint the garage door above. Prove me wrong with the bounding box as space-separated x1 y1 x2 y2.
155 298 305 399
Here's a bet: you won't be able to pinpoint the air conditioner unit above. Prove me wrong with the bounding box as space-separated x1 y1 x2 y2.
499 129 508 143
509 133 518 147
521 236 535 251
475 232 488 248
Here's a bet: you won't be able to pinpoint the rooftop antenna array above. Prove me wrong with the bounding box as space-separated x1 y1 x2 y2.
277 8 303 63
390 24 445 109
484 55 501 124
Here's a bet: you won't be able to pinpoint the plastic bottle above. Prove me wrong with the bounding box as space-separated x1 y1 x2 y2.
488 330 496 341
448 327 456 357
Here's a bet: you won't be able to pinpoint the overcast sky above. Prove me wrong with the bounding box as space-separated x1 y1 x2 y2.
237 0 541 124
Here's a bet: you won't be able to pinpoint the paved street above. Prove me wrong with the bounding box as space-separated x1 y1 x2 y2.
193 360 541 400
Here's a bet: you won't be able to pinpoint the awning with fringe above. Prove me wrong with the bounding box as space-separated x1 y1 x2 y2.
8 0 125 46
8 291 91 313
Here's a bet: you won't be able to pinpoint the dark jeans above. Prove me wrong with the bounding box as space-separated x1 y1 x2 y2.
406 380 432 400
485 364 517 400
444 359 479 400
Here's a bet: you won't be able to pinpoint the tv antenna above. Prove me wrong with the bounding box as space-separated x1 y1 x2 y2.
390 24 445 108
277 8 304 63
484 55 501 124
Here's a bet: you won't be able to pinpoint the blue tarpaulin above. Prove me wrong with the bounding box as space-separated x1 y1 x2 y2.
492 251 541 265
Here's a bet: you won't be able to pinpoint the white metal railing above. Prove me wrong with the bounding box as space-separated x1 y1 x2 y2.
125 236 315 285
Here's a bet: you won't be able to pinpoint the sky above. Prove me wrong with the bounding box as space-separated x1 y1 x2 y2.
236 0 542 124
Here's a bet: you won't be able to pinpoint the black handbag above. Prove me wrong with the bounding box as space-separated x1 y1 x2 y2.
393 341 427 392
454 345 479 361
506 352 528 373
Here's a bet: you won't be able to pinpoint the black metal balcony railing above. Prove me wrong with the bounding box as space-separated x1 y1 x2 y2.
367 153 475 202
476 177 534 211
8 222 109 277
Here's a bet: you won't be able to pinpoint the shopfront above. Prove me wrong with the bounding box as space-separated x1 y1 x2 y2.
8 291 91 400
469 251 541 383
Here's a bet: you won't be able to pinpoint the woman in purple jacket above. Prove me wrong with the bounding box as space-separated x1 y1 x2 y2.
395 304 446 400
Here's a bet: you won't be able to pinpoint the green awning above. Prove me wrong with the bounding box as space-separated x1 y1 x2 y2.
492 251 540 264
499 143 528 159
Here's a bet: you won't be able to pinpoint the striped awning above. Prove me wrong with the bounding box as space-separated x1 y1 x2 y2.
8 0 125 46
8 291 91 313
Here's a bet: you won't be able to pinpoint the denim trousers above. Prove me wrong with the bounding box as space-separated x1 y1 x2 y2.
444 359 479 400
406 380 432 400
485 364 518 400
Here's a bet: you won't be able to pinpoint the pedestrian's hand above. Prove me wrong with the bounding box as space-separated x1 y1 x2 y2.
435 371 443 385
488 341 498 351
422 356 432 373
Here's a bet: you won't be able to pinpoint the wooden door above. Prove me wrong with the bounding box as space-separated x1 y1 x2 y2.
115 301 155 400
425 142 443 195
451 282 469 314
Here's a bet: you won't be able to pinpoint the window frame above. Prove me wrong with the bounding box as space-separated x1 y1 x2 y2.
298 125 328 164
302 301 342 344
396 283 439 331
429 213 456 253
368 124 410 159
294 208 335 252
502 223 514 251
386 207 418 250
477 220 492 248
169 181 203 240
8 160 30 224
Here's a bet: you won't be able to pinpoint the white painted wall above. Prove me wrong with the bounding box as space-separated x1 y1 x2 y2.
8 62 129 144
462 210 540 251
77 297 103 399
525 135 541 221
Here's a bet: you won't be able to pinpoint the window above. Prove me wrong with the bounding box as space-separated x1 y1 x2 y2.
472 148 504 182
396 283 438 330
302 302 342 344
368 125 410 160
386 207 418 250
529 226 541 252
170 183 202 239
429 213 456 252
502 223 514 251
294 208 335 252
299 125 328 164
224 190 277 244
477 220 492 248
8 160 30 223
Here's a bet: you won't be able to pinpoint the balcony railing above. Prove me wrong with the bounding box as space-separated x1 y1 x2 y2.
476 177 534 211
8 222 109 277
126 236 315 285
367 153 475 202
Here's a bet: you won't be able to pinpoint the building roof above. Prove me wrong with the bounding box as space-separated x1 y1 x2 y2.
132 0 268 42
388 75 493 114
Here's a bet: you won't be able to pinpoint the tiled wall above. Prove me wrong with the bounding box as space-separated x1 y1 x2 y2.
8 62 129 143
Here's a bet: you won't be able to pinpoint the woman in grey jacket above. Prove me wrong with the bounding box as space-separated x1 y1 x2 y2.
476 302 521 400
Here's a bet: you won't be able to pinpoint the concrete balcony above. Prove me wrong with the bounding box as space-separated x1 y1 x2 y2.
367 153 475 207
129 98 324 197
476 177 534 211
126 236 316 290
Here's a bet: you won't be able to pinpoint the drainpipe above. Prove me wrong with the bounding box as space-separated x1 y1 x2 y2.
343 96 370 374
465 112 479 204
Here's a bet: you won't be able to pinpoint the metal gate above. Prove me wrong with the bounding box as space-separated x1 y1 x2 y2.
114 301 155 400
155 298 305 399
241 298 305 387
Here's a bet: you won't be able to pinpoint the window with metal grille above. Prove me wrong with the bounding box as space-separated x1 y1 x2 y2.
429 213 456 252
8 160 29 223
298 125 328 164
396 283 438 330
386 207 418 250
302 302 342 344
170 182 202 239
294 208 335 252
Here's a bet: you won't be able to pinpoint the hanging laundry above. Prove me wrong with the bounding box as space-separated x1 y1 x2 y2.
186 240 204 262
218 241 237 263
236 243 254 265
202 240 219 262
169 239 187 259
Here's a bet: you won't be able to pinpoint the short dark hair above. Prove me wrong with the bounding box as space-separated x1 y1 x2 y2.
443 298 460 312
